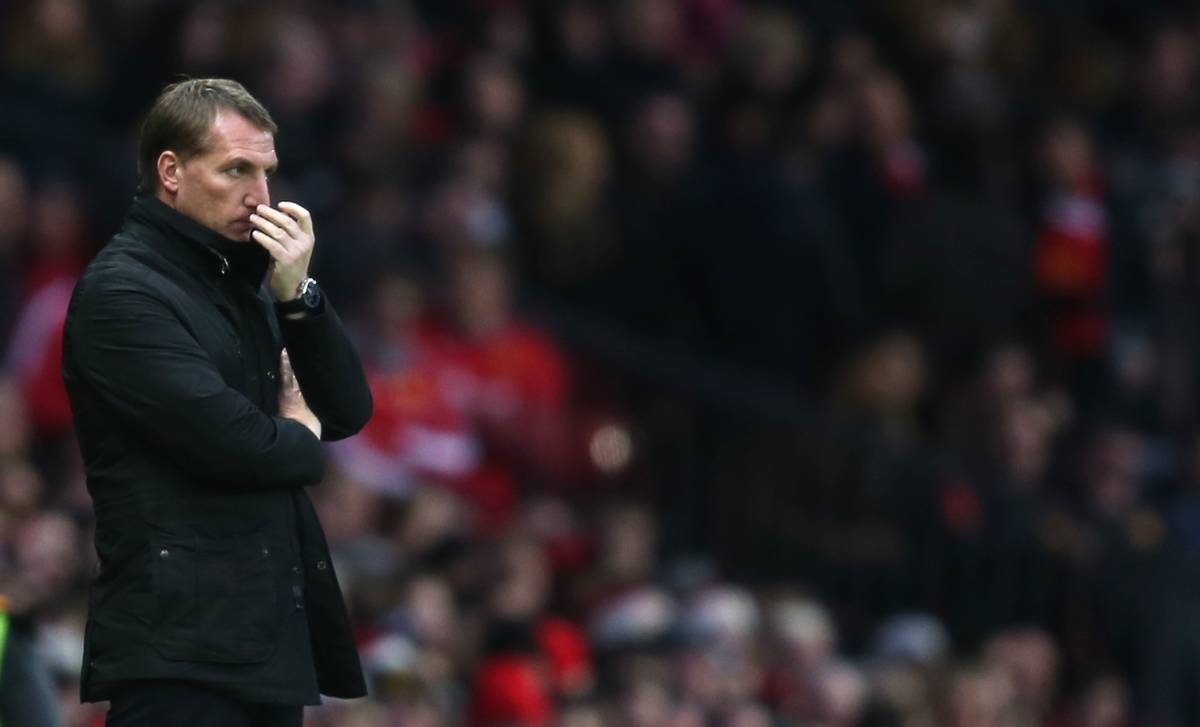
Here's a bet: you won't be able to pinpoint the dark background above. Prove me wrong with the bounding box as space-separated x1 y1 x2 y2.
4 0 1200 725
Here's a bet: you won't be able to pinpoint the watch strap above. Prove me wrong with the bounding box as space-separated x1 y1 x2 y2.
276 278 322 316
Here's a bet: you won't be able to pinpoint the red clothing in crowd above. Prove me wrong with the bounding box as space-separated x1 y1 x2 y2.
1033 178 1109 359
353 314 569 530
469 654 554 727
10 271 79 437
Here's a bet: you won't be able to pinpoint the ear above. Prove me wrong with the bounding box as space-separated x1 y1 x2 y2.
157 151 182 194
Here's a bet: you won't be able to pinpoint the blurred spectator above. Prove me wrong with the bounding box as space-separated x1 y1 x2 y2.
8 181 87 443
0 159 28 345
347 247 572 531
983 627 1061 724
513 110 619 316
1032 118 1111 391
437 248 572 505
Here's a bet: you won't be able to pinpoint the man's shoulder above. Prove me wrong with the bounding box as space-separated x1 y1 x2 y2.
71 232 182 311
90 220 196 282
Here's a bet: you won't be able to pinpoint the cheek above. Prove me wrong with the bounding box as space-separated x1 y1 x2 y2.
187 172 224 202
208 177 246 209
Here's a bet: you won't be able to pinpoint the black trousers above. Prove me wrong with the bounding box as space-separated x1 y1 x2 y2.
105 680 304 727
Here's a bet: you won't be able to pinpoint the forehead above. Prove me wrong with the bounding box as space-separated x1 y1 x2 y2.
203 110 276 163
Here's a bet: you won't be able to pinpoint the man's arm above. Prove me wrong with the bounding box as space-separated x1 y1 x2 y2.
68 275 324 489
249 201 372 441
277 301 373 441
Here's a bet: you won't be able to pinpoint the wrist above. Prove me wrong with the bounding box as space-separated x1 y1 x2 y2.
274 277 305 302
275 277 324 318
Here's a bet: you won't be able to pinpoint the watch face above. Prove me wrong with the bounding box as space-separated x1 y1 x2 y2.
301 280 321 308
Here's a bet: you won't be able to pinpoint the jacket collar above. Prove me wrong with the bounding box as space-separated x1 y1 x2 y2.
125 194 271 290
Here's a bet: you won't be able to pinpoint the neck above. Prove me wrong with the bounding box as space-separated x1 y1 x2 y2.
153 187 176 210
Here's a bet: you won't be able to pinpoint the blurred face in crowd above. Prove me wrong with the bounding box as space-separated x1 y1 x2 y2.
735 8 807 95
985 628 1059 714
621 679 673 727
491 536 549 619
31 183 84 256
14 513 80 609
1145 27 1197 107
373 273 424 336
847 333 927 413
678 645 761 709
600 504 657 583
451 253 511 338
33 0 88 45
313 473 378 541
407 576 457 647
996 399 1051 489
1039 120 1093 189
466 56 525 134
619 0 680 58
1086 428 1145 519
0 460 43 518
156 109 278 241
558 0 608 61
831 33 878 86
0 377 30 458
0 158 29 249
983 345 1035 402
1079 677 1129 727
816 662 866 726
948 666 1015 727
262 12 334 114
856 72 913 149
631 93 694 179
770 597 835 671
398 487 464 555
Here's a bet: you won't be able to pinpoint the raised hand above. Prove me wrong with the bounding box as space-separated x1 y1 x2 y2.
249 202 315 302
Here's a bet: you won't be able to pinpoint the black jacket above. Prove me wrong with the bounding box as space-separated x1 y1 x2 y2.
62 195 373 705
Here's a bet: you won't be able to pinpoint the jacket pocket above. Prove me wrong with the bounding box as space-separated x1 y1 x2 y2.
149 534 281 663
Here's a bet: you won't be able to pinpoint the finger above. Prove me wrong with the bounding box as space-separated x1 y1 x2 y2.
252 229 290 260
280 350 297 388
277 202 313 234
255 205 302 237
249 213 288 243
249 212 290 244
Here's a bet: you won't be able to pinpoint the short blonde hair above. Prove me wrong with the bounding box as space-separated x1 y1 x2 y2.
137 78 277 192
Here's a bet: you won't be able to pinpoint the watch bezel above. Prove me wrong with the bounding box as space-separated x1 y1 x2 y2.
298 278 321 308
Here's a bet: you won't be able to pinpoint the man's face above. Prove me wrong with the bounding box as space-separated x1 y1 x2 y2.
165 110 278 241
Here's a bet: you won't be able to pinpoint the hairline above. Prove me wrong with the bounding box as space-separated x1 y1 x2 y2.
185 106 277 163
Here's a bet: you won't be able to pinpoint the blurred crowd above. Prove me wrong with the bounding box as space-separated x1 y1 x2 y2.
5 0 1200 725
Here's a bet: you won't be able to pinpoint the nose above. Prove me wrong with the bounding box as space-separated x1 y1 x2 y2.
244 172 270 209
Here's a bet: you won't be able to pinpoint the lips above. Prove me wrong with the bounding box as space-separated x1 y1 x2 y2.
230 219 254 239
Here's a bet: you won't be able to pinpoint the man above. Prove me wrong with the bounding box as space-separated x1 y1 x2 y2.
61 78 373 726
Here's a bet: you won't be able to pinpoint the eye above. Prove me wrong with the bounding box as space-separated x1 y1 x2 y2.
226 165 244 177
